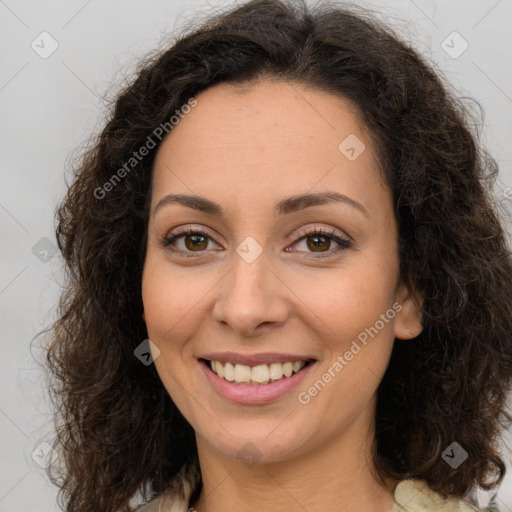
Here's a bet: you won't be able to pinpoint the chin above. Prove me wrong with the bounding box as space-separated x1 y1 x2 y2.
199 426 311 465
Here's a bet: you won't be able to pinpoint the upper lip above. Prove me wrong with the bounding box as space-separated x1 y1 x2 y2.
199 352 316 366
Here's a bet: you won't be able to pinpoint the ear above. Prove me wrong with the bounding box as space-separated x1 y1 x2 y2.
394 281 423 340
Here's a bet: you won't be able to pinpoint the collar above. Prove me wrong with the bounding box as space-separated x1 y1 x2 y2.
136 463 483 512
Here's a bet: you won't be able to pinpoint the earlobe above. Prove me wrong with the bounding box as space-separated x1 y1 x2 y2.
394 282 423 340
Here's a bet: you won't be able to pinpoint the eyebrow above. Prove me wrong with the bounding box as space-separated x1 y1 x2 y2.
153 191 370 218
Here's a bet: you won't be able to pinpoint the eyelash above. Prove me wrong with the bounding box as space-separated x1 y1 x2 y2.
160 225 352 259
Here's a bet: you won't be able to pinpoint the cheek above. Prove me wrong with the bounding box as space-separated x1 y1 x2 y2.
141 256 194 405
141 252 191 350
294 271 396 429
292 253 398 409
142 249 204 334
296 264 396 345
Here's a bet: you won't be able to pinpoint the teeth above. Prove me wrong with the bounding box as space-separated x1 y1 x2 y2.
282 362 293 377
215 361 224 378
208 360 308 385
223 362 235 382
234 363 251 383
251 364 269 383
269 363 283 380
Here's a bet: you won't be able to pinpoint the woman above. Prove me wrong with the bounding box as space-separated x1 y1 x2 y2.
46 0 512 510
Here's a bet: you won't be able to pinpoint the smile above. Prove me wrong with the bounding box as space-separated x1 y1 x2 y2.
205 359 313 385
198 357 317 405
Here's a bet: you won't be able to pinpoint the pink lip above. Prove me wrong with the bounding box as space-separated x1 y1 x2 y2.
198 358 317 405
199 352 315 366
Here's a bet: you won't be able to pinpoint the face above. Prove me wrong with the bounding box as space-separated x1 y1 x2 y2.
141 79 422 465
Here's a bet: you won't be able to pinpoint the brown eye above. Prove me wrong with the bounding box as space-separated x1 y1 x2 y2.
306 234 332 252
162 228 220 254
184 233 208 251
289 228 351 258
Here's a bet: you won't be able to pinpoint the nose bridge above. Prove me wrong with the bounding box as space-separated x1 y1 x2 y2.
213 241 287 334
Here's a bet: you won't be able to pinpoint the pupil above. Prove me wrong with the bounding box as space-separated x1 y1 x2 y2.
186 234 207 250
308 235 329 251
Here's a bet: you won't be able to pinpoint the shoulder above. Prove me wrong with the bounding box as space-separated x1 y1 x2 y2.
392 479 483 511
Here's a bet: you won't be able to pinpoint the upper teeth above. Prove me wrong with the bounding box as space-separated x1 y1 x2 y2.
210 360 307 385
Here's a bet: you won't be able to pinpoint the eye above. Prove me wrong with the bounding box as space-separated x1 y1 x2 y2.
160 225 352 258
161 227 220 256
287 226 351 258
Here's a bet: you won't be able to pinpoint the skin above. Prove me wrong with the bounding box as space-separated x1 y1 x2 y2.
141 78 423 512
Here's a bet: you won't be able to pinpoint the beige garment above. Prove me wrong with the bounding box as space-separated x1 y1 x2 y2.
136 472 483 512
392 479 481 511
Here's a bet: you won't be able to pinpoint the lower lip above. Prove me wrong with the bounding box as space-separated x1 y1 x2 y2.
199 359 316 405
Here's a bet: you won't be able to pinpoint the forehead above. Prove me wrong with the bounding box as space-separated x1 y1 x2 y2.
151 79 389 215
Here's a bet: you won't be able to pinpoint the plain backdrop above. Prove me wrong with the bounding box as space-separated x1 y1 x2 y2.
1 0 512 510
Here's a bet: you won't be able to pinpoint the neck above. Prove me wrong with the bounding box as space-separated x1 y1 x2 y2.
190 401 398 512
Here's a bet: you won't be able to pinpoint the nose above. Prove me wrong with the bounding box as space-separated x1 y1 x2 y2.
211 247 289 337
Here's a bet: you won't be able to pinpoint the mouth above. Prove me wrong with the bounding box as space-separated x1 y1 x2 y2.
199 358 316 386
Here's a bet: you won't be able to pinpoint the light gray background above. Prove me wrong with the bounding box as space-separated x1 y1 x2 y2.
1 0 511 510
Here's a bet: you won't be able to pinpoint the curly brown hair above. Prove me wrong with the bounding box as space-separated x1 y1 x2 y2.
45 0 512 510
